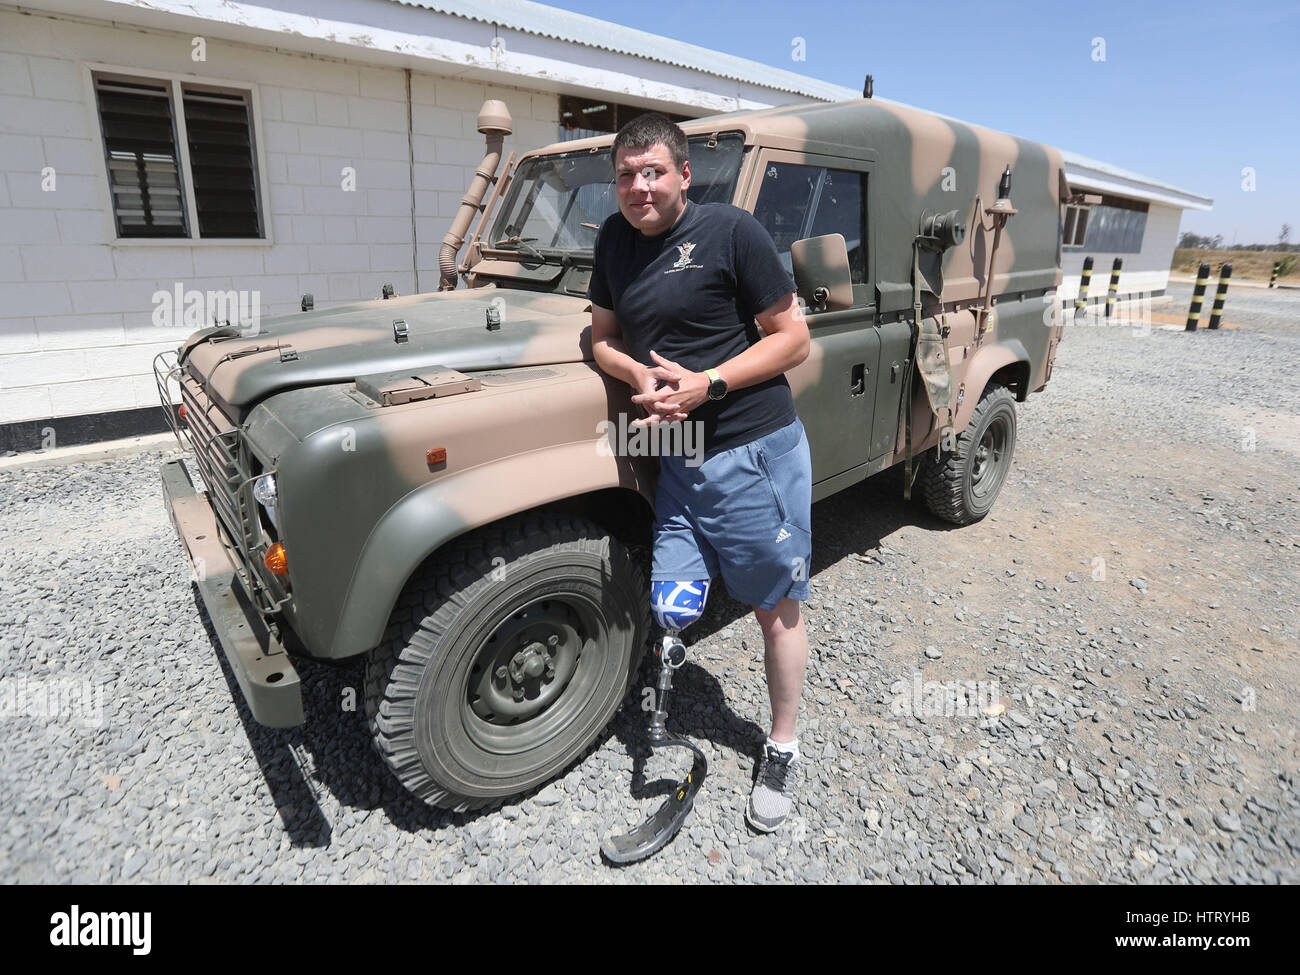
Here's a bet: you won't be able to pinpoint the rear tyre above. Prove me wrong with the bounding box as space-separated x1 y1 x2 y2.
917 384 1017 525
365 513 649 811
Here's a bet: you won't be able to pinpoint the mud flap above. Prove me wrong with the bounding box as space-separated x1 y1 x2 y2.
902 240 955 500
916 315 952 416
916 313 956 450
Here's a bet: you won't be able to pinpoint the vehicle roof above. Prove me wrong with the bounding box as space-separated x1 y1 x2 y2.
533 97 1057 163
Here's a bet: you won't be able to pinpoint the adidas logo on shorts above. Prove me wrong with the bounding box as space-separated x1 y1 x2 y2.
774 527 791 543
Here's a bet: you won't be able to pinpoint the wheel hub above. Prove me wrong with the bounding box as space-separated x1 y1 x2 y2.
505 639 557 694
971 420 1007 498
468 603 581 724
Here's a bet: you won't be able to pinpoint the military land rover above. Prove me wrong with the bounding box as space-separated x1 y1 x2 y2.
155 96 1067 811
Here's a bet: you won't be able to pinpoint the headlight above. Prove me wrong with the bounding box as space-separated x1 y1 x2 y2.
253 473 280 532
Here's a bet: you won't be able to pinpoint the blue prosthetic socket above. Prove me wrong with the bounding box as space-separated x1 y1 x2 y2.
650 579 711 634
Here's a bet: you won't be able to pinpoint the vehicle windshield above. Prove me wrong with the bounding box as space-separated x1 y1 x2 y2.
489 133 745 259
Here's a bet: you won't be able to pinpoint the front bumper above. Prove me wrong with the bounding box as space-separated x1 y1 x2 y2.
161 458 303 728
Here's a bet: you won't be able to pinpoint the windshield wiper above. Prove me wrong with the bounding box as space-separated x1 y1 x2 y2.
493 235 547 265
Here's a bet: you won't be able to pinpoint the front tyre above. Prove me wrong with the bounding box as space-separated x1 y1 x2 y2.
918 383 1017 525
365 513 648 811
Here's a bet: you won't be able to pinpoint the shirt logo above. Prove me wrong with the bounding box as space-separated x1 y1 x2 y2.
666 241 702 274
775 527 791 543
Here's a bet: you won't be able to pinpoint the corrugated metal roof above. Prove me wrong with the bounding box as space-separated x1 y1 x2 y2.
391 0 1210 209
393 0 856 100
1060 149 1212 209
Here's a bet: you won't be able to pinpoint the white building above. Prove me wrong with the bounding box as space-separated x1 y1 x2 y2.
0 0 1212 451
1057 149 1211 302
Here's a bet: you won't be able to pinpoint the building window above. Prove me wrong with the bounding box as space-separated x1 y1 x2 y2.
93 72 265 240
559 94 691 141
1063 193 1147 253
1083 203 1147 253
753 162 868 284
1063 204 1089 248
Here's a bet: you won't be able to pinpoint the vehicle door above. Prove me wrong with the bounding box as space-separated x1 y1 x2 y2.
741 150 878 484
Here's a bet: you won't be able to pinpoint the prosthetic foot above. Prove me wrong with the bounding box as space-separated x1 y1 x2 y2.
601 581 710 864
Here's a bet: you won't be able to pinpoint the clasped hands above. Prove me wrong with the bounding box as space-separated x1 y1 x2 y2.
629 350 710 426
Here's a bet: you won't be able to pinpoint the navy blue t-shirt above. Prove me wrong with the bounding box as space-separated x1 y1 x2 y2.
588 200 798 457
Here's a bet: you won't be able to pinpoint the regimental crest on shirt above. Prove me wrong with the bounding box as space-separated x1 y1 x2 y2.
666 241 700 273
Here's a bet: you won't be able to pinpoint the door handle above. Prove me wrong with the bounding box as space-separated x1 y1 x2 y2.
850 363 865 396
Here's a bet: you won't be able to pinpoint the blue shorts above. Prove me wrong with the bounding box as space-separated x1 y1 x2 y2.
651 417 812 611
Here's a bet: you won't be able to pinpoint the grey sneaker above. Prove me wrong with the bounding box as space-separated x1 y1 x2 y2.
746 745 801 832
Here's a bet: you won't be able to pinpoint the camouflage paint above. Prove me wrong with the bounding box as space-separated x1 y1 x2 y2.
242 363 656 656
167 96 1065 664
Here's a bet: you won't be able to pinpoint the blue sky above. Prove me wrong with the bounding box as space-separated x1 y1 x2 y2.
540 0 1298 245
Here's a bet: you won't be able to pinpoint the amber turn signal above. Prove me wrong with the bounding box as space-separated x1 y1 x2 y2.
264 543 288 575
177 404 187 420
426 446 447 465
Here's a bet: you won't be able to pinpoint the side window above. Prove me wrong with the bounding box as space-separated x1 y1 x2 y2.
808 168 866 283
752 162 821 266
753 162 867 283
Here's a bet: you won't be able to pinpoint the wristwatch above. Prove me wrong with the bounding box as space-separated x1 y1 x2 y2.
705 367 728 401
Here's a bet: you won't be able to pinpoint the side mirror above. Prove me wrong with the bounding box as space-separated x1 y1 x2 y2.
791 234 854 312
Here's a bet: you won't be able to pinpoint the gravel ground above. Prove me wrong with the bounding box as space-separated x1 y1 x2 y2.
2 280 1297 884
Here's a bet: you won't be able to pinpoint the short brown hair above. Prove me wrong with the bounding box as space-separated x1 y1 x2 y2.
611 113 689 171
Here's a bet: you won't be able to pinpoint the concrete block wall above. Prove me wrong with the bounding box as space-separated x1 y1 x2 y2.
0 7 559 424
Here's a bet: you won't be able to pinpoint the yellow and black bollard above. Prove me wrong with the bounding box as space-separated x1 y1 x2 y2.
1269 261 1279 288
1074 256 1093 323
1185 262 1211 330
1207 263 1232 329
1104 257 1122 318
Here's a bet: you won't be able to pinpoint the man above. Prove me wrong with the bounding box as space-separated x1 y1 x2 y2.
587 113 813 833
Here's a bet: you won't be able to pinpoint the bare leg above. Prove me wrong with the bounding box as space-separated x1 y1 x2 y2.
753 597 808 743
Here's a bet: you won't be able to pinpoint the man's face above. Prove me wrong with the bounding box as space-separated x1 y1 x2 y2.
614 142 691 237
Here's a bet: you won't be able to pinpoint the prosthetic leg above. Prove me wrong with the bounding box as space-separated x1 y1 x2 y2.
601 581 710 864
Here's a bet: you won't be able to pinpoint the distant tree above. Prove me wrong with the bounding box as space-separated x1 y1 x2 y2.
1178 231 1219 249
1211 234 1224 249
1281 223 1292 246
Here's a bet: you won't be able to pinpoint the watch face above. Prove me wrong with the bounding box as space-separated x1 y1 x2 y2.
708 378 727 400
